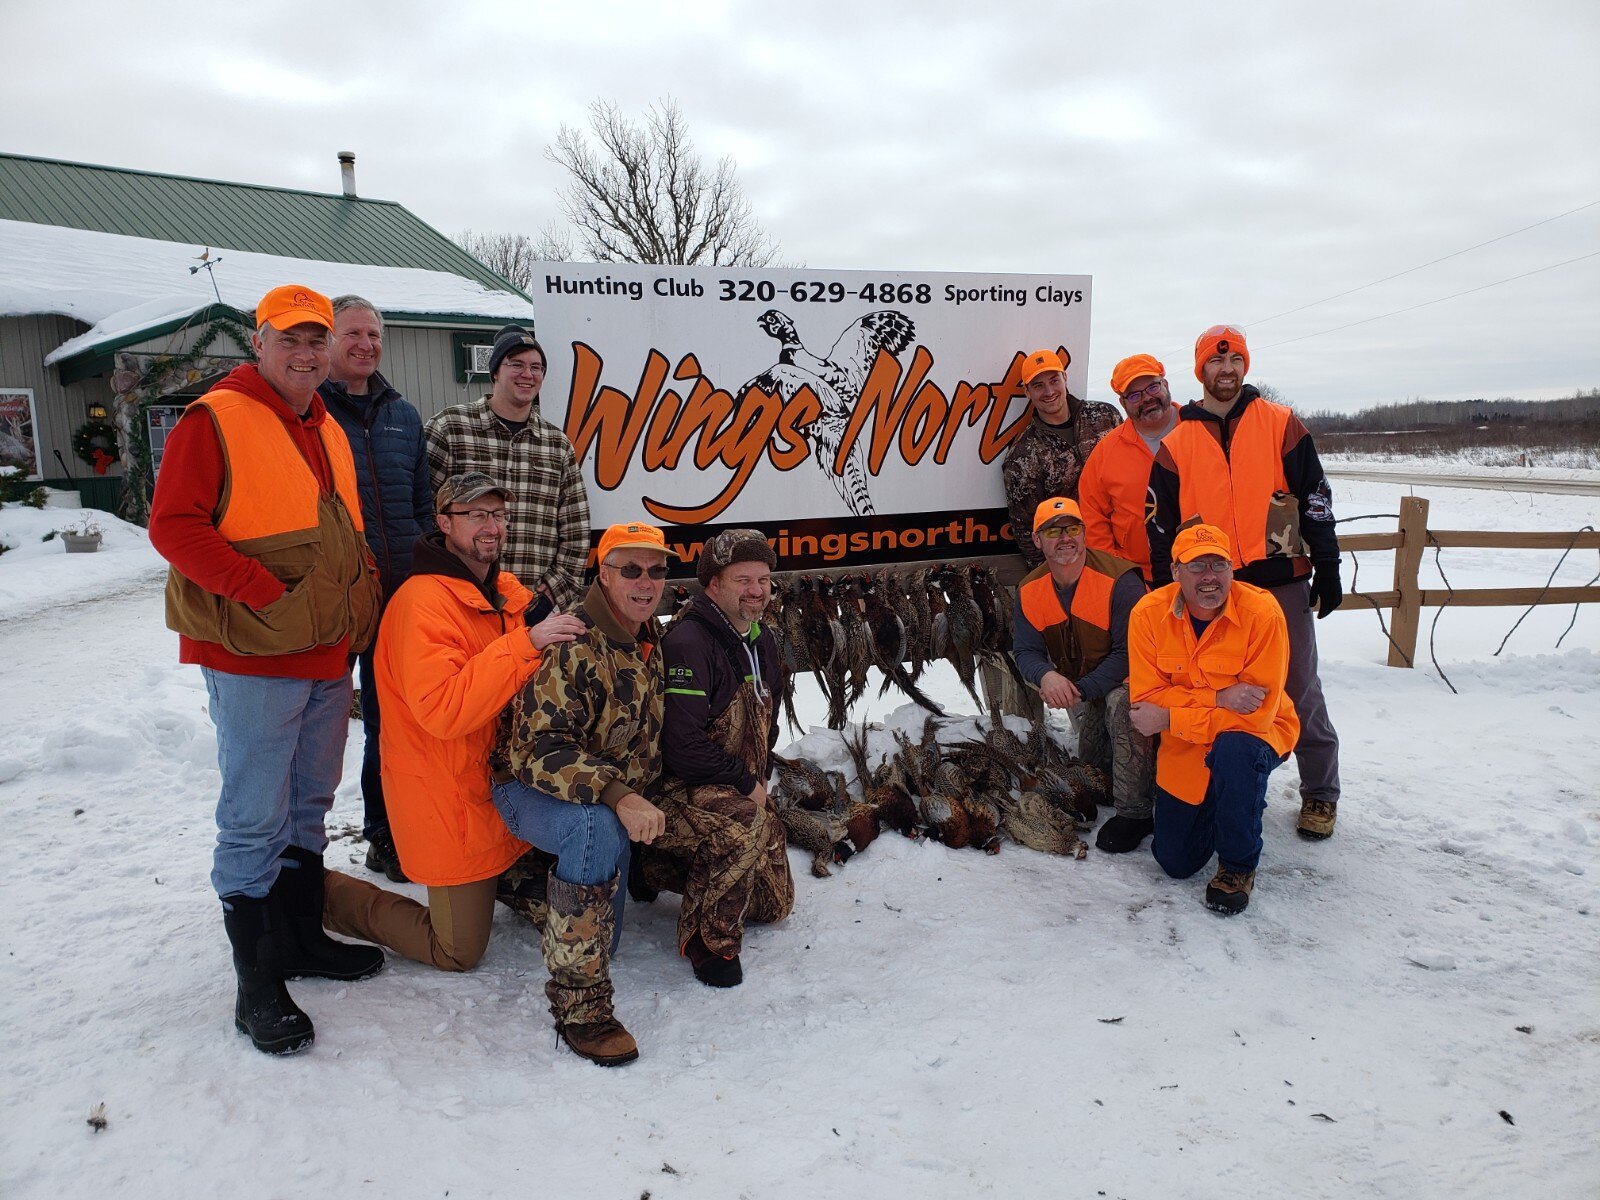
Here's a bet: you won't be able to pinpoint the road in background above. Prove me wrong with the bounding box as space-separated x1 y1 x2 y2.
1326 468 1600 496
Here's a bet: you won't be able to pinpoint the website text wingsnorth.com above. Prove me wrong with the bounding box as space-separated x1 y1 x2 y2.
581 512 1016 571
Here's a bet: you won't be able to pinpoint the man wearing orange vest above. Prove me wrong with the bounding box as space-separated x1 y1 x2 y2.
1013 497 1156 853
1001 348 1122 568
1078 353 1180 582
318 472 587 972
1147 326 1343 841
1128 524 1300 915
150 285 386 1056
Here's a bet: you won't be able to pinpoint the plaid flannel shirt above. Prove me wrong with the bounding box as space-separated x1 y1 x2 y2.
424 397 591 609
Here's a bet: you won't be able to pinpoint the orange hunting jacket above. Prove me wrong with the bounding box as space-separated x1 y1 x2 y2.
1078 420 1159 580
377 536 544 887
1128 580 1299 805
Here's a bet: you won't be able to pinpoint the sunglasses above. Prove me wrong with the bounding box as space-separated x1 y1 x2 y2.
604 562 668 580
1037 523 1084 540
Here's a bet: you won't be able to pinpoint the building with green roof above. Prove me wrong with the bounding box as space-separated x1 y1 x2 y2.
0 152 536 514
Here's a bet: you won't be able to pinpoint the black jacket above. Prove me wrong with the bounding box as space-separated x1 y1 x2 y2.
321 372 435 597
660 593 782 794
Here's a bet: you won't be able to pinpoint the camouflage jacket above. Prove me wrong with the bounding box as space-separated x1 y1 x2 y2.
1001 401 1123 567
504 581 664 807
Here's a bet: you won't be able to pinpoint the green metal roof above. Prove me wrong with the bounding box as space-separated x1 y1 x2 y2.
0 153 527 298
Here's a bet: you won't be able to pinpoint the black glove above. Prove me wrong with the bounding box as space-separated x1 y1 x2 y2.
1311 566 1343 619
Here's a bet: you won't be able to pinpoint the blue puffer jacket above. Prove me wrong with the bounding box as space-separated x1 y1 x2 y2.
320 372 435 597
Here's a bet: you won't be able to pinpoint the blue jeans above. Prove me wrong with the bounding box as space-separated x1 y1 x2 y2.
491 778 631 953
203 668 352 899
1151 732 1285 877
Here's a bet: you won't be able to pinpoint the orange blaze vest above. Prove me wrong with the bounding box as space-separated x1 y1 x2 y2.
1018 549 1141 681
165 388 380 657
1162 399 1301 570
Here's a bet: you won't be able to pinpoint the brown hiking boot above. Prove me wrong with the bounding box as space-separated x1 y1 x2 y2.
1204 867 1256 915
1297 799 1337 840
558 1016 640 1067
543 870 638 1066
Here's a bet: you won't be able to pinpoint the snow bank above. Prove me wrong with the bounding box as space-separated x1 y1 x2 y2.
0 502 166 621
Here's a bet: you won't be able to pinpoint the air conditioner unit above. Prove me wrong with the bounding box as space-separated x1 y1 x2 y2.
467 343 494 376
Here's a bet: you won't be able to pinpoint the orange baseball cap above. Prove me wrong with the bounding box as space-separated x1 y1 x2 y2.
1032 497 1083 532
1020 349 1066 384
1110 354 1166 397
1194 325 1249 382
596 520 677 564
256 284 334 332
1171 523 1233 564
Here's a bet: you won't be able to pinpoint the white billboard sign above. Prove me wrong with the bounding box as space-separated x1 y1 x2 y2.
532 263 1091 570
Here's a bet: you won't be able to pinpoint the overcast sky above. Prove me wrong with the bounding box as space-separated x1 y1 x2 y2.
5 0 1596 413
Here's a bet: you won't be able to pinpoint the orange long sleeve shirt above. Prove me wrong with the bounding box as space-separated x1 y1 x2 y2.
1128 580 1299 804
1078 420 1159 581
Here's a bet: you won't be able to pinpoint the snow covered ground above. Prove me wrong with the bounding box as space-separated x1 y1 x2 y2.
2 476 1597 1199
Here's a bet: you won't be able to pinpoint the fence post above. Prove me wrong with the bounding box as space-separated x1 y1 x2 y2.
1387 495 1429 668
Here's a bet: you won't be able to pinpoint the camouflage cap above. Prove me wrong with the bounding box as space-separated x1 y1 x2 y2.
435 471 514 513
696 527 776 586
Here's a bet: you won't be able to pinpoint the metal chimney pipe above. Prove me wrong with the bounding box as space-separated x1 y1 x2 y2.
338 151 357 199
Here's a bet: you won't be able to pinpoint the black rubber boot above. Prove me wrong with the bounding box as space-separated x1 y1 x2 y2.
274 846 386 982
685 932 744 989
1095 814 1155 854
221 894 314 1056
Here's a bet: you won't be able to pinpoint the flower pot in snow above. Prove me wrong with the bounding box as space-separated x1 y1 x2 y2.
62 531 102 553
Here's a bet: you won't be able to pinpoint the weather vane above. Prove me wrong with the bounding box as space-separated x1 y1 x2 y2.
189 248 225 305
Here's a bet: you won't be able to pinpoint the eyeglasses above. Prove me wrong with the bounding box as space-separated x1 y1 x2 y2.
604 562 669 580
1037 523 1084 540
444 507 509 525
1122 380 1167 405
1201 324 1246 341
1177 557 1233 575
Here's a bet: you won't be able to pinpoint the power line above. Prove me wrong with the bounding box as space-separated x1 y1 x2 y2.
1255 250 1600 350
1248 199 1600 327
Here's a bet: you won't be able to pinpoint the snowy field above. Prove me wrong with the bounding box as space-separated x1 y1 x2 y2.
1 474 1597 1199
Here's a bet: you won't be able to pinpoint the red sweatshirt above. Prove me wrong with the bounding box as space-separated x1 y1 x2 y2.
148 365 349 680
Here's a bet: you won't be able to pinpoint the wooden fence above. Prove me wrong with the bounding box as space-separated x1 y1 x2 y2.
1338 494 1600 667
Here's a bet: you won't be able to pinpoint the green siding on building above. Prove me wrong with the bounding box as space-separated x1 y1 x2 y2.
0 154 523 297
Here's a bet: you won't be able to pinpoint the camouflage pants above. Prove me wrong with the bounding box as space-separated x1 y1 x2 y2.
1070 682 1155 820
543 872 620 1027
644 782 794 958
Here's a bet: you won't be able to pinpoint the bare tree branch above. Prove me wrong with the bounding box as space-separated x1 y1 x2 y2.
544 98 779 267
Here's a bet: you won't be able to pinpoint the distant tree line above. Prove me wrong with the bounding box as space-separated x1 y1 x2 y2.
1303 390 1598 464
1303 390 1599 432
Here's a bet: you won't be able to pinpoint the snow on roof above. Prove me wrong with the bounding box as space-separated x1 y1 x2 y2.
0 219 536 364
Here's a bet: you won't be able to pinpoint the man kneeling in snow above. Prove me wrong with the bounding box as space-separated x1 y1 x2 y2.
491 521 674 1067
631 528 794 989
320 473 585 969
1127 525 1299 915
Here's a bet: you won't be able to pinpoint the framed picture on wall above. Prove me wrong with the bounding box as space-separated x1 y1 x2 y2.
0 388 43 480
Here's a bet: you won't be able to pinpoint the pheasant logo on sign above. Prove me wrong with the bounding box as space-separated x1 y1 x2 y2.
741 309 916 517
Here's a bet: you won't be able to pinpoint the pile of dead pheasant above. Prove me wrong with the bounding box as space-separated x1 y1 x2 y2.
672 564 1022 732
771 710 1110 876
